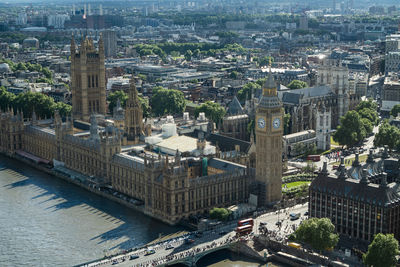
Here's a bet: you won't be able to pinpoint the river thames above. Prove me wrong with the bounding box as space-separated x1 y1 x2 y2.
0 155 184 267
0 155 289 267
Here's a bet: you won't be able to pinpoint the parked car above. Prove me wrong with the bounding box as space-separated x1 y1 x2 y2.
166 244 174 250
129 255 139 260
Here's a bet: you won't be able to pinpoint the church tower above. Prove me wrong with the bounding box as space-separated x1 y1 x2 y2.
70 34 106 121
255 68 283 206
125 78 144 143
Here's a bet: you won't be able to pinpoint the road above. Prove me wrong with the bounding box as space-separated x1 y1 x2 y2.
288 125 379 172
85 203 309 267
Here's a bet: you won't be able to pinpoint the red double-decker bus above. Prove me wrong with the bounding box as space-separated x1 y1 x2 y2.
235 225 253 236
237 218 254 227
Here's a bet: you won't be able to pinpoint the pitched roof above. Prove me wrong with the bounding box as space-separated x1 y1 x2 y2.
310 172 400 207
226 96 244 115
278 85 334 104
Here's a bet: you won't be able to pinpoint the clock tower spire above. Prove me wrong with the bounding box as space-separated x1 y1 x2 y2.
254 65 283 206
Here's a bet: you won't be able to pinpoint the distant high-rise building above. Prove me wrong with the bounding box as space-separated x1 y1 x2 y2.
48 14 70 29
102 30 117 58
299 15 308 30
16 13 27 26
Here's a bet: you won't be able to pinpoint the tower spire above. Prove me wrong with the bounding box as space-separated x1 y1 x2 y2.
263 58 277 97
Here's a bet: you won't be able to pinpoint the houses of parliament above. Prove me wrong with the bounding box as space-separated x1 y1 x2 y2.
0 37 283 225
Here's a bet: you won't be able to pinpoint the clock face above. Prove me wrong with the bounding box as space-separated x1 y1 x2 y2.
257 118 266 129
273 118 281 129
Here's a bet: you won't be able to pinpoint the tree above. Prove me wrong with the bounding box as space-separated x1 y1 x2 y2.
16 62 27 71
390 104 400 118
293 142 305 155
284 112 291 135
361 118 373 136
229 71 239 79
358 108 378 126
138 96 151 118
363 233 399 267
305 143 317 156
255 56 274 67
333 111 367 148
53 102 72 118
184 49 193 61
193 49 200 58
108 90 128 115
287 80 308 89
209 207 231 221
374 121 400 150
0 86 15 111
237 82 261 102
195 101 226 126
9 92 56 119
293 217 339 251
137 74 147 82
356 98 378 112
41 67 52 79
151 88 186 116
36 77 54 85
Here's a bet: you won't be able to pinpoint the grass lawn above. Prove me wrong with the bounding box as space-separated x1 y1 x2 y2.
330 154 368 166
282 181 311 189
330 136 340 147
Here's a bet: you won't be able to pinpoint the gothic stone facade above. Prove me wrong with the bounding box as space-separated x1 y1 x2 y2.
0 110 254 225
71 35 106 121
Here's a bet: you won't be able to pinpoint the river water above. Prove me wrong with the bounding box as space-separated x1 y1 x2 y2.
0 155 183 267
196 249 289 267
0 155 288 267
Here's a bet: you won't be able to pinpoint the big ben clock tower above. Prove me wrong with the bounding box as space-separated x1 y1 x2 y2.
255 68 283 206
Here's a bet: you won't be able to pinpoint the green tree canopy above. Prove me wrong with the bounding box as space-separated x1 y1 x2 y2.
229 71 239 79
41 67 52 79
151 88 186 116
138 97 151 118
53 102 72 118
137 74 147 82
390 104 400 118
356 98 378 112
284 112 290 135
363 233 399 267
293 217 339 251
237 82 261 102
333 111 367 148
209 207 232 221
287 80 308 89
358 107 378 126
108 90 129 115
195 101 226 126
193 49 200 58
108 90 151 118
13 91 55 119
254 56 274 67
0 89 71 119
374 121 400 150
361 118 373 135
0 86 16 111
184 49 193 61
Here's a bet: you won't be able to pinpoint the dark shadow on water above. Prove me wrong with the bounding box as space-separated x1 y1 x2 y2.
195 249 265 267
0 155 184 251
